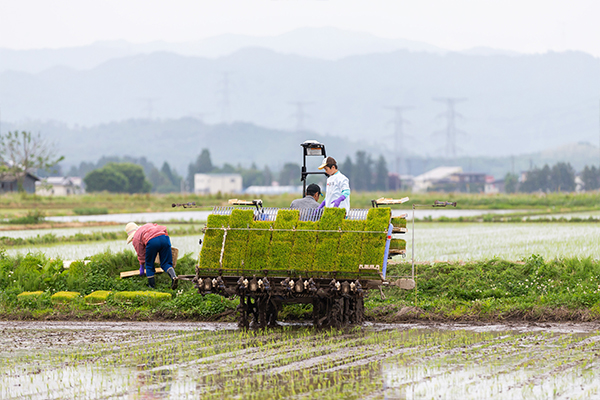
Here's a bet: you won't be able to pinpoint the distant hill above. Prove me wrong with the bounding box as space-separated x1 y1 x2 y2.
0 27 447 74
1 48 598 160
2 119 378 175
4 119 598 180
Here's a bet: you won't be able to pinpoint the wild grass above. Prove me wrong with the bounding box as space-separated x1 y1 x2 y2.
372 254 600 321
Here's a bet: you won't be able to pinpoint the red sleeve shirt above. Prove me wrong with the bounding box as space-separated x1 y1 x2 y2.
132 223 169 265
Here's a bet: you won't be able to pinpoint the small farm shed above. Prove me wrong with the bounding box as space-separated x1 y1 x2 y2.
0 172 39 194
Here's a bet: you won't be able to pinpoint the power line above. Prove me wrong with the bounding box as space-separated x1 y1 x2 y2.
433 97 467 158
385 106 413 175
289 101 314 132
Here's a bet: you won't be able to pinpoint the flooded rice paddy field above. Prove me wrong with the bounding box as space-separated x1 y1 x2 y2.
1 321 599 399
4 222 600 262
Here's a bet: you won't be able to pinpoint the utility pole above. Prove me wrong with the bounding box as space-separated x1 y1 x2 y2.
289 101 314 132
433 97 467 158
385 106 412 175
218 72 232 124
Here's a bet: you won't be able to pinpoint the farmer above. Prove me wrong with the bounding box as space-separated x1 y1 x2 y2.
125 222 178 289
317 156 351 212
290 183 322 209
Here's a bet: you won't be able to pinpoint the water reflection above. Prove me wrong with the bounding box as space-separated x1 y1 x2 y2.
1 325 598 400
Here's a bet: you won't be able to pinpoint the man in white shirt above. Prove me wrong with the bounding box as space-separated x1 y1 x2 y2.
317 156 351 212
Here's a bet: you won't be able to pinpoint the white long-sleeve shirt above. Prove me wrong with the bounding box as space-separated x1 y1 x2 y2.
324 171 351 211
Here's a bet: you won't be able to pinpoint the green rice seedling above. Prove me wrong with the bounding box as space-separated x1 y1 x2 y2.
313 238 341 273
223 209 254 270
267 210 299 270
337 219 365 273
390 239 406 250
391 216 407 229
289 221 319 272
244 220 273 271
113 291 172 306
365 207 391 232
50 291 81 303
16 291 44 301
312 208 345 273
199 214 230 269
317 207 346 240
360 207 391 266
84 290 112 304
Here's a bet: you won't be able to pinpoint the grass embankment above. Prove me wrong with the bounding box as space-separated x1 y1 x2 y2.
2 191 600 220
0 250 235 320
371 255 600 322
1 249 599 322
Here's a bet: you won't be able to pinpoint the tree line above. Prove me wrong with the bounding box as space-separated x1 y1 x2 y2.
504 162 600 193
186 149 390 192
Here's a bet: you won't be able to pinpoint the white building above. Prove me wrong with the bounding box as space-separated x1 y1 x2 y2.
36 177 84 196
194 173 242 195
412 166 463 193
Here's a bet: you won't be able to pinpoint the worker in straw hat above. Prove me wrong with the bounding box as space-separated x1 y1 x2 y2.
125 222 178 289
317 156 351 212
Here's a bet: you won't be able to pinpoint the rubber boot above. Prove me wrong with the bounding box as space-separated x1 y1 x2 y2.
166 268 178 290
147 276 156 289
139 264 145 277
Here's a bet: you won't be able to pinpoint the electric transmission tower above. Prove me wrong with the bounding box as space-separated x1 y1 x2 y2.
385 106 413 175
289 101 314 132
139 98 158 120
433 97 467 158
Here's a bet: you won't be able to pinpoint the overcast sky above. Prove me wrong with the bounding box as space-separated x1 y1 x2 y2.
0 0 598 56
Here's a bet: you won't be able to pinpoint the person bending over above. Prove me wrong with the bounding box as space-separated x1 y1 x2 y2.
125 222 178 289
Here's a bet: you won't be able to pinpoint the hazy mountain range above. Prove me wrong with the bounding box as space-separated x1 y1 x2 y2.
4 118 599 179
0 27 476 74
0 27 599 177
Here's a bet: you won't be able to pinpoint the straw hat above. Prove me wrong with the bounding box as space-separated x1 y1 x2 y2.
125 222 139 244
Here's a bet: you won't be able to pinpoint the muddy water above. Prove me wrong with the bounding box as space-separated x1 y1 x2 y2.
1 321 599 399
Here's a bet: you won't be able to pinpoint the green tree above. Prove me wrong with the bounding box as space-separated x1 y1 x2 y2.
549 162 575 192
581 165 600 191
341 156 354 183
353 151 373 191
187 149 214 190
263 166 273 186
504 173 518 194
242 163 264 188
84 163 151 193
278 163 300 185
373 155 389 191
521 164 551 193
84 168 129 193
0 131 64 191
109 163 151 193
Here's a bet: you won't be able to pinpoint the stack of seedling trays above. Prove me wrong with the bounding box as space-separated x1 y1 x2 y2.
198 206 395 281
388 213 407 257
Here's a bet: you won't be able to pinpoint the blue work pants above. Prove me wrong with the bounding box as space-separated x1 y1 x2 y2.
144 235 173 278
